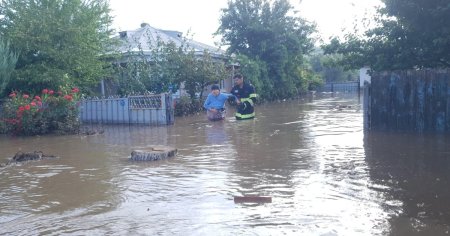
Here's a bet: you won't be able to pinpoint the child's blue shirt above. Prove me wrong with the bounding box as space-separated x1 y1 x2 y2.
203 92 235 110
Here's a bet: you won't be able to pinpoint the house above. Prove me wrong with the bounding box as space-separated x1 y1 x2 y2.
103 23 233 97
117 23 226 62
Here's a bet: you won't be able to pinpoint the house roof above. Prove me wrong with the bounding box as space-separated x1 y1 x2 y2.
116 23 226 60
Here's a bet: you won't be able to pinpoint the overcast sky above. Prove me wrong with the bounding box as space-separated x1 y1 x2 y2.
108 0 382 46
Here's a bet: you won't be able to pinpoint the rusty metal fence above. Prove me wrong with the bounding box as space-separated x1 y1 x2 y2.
80 93 174 125
364 69 450 133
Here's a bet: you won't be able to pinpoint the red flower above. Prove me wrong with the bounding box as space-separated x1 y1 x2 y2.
9 92 16 98
42 89 49 94
71 87 79 93
23 94 29 99
18 106 25 111
24 105 31 110
30 102 37 106
34 95 41 101
64 95 73 101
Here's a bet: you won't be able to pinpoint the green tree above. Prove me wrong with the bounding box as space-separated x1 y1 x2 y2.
217 0 317 100
232 54 271 99
180 50 227 99
116 36 228 99
307 50 358 83
0 0 116 95
323 0 450 71
0 39 18 96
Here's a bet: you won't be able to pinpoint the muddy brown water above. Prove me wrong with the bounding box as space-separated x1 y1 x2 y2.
1 94 450 235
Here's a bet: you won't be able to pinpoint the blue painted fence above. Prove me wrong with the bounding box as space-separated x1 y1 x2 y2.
318 82 360 93
80 93 174 125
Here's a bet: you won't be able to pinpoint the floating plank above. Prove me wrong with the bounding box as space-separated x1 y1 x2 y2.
234 196 272 203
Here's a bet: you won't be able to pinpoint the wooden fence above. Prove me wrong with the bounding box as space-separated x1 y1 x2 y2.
80 93 174 125
364 69 450 132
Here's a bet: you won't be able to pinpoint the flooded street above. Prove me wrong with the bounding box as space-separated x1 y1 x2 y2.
1 94 450 235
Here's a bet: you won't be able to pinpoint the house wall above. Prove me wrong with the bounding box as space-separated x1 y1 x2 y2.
359 66 371 87
364 69 450 132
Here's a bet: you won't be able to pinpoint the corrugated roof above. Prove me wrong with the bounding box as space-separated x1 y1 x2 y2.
116 23 225 59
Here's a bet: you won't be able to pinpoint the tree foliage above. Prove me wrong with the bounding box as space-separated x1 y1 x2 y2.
0 39 19 96
0 0 116 96
181 50 227 99
217 0 317 100
307 50 358 83
323 0 450 71
116 37 227 99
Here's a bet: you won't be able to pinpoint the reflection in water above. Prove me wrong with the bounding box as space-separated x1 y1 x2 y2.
204 122 229 145
0 94 449 235
364 132 450 235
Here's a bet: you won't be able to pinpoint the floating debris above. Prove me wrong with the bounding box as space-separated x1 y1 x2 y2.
131 146 177 161
11 151 56 162
234 196 272 204
2 151 58 167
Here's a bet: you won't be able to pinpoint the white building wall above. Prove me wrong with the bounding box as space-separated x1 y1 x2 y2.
359 66 371 87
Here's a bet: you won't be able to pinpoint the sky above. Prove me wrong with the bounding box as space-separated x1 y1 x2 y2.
108 0 382 46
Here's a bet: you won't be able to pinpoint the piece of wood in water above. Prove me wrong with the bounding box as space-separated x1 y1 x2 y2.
234 196 272 203
130 145 177 161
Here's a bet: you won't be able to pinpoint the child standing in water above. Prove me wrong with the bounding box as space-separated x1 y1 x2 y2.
203 85 236 121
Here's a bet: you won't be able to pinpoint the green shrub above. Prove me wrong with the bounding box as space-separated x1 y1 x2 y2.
0 87 81 136
174 96 205 117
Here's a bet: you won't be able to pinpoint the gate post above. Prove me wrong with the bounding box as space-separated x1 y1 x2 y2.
363 82 371 131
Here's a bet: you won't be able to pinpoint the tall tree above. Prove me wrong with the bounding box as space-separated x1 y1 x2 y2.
217 0 316 100
0 0 116 94
116 37 227 99
323 0 450 71
307 50 358 83
151 41 227 99
0 39 18 96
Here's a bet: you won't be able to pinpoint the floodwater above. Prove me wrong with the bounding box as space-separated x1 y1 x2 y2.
1 94 450 236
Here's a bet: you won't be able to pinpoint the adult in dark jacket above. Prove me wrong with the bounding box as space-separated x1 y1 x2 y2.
230 74 257 120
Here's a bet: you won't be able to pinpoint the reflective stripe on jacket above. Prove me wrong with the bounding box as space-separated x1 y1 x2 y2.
231 83 257 120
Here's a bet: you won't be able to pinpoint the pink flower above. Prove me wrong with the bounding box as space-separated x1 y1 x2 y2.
48 90 54 95
30 102 37 106
34 96 41 101
42 89 49 94
9 92 16 98
24 105 31 110
18 106 25 112
71 87 79 93
64 95 73 101
23 94 29 99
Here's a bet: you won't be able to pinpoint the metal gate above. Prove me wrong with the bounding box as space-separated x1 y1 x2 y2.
80 93 174 125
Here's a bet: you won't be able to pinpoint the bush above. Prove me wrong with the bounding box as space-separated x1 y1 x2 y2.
174 96 205 117
0 87 81 136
